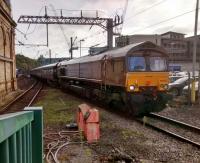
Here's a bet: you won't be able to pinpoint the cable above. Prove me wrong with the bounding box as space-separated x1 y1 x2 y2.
49 4 70 48
126 9 196 35
15 28 27 38
121 0 129 33
125 0 168 21
77 30 106 43
25 6 45 35
44 7 108 50
15 6 46 50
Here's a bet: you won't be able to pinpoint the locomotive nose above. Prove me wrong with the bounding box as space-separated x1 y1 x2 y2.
126 72 169 92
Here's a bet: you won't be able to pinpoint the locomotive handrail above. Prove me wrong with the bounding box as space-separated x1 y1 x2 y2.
0 107 43 163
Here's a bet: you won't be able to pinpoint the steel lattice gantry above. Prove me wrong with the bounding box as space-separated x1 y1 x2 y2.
18 15 116 49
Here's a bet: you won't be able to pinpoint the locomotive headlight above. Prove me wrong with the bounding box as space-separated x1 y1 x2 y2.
130 85 135 91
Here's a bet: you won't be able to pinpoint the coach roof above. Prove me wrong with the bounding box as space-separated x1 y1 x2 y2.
32 63 58 71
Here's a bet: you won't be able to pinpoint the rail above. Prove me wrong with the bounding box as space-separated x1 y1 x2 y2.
149 113 200 133
138 114 200 148
0 107 43 163
0 82 43 114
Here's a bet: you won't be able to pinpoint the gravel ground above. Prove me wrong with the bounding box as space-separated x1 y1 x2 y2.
146 116 200 145
34 87 200 163
159 105 200 128
95 107 200 163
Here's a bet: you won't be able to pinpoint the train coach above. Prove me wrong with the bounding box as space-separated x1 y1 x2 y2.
31 63 58 84
31 41 170 116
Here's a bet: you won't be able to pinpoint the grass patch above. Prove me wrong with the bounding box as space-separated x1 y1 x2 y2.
35 88 81 126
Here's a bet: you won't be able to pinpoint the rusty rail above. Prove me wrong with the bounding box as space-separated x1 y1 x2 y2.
27 84 43 107
0 82 43 113
149 113 200 133
137 114 200 148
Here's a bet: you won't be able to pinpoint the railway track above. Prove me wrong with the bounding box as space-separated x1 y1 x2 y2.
137 113 200 148
0 81 43 114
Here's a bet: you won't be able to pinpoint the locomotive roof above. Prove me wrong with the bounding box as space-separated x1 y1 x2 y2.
60 41 167 66
31 41 167 71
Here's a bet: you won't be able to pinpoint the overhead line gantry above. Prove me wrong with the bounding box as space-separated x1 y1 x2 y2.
18 8 123 57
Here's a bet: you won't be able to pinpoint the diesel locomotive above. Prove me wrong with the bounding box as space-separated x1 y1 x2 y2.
31 41 170 115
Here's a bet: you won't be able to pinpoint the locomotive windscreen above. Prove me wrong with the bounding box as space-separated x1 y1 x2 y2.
128 56 167 72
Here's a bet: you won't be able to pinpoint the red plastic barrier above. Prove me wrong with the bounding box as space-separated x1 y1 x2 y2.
77 104 100 143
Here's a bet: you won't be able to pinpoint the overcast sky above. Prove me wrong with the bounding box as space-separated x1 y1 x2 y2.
10 0 198 59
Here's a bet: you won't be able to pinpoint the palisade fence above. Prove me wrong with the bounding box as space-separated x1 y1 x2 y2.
0 107 43 163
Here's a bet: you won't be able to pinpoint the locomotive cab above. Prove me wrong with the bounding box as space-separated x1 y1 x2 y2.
125 49 170 115
126 51 169 92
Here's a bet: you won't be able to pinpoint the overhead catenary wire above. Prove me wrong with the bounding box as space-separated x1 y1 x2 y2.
15 6 46 51
126 8 197 35
125 0 169 21
121 0 129 34
76 30 106 47
25 6 46 36
15 28 27 38
46 8 108 18
48 4 71 48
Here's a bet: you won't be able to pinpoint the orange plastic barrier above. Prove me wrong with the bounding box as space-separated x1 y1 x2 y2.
77 104 100 143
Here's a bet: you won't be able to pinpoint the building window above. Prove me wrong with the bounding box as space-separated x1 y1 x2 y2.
5 32 11 58
0 27 4 56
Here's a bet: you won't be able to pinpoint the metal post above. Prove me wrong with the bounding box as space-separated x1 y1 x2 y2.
9 134 17 163
28 123 32 163
49 49 51 64
70 37 73 59
80 41 81 57
24 107 43 163
22 127 27 163
192 0 199 103
17 130 22 163
107 19 113 49
80 39 85 57
0 139 9 163
46 24 49 47
170 42 175 72
188 72 191 105
60 9 63 17
45 6 49 47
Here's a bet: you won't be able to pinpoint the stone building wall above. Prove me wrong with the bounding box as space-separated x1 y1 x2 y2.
0 0 17 103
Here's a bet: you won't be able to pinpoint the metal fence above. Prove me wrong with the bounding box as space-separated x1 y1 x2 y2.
0 107 43 163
